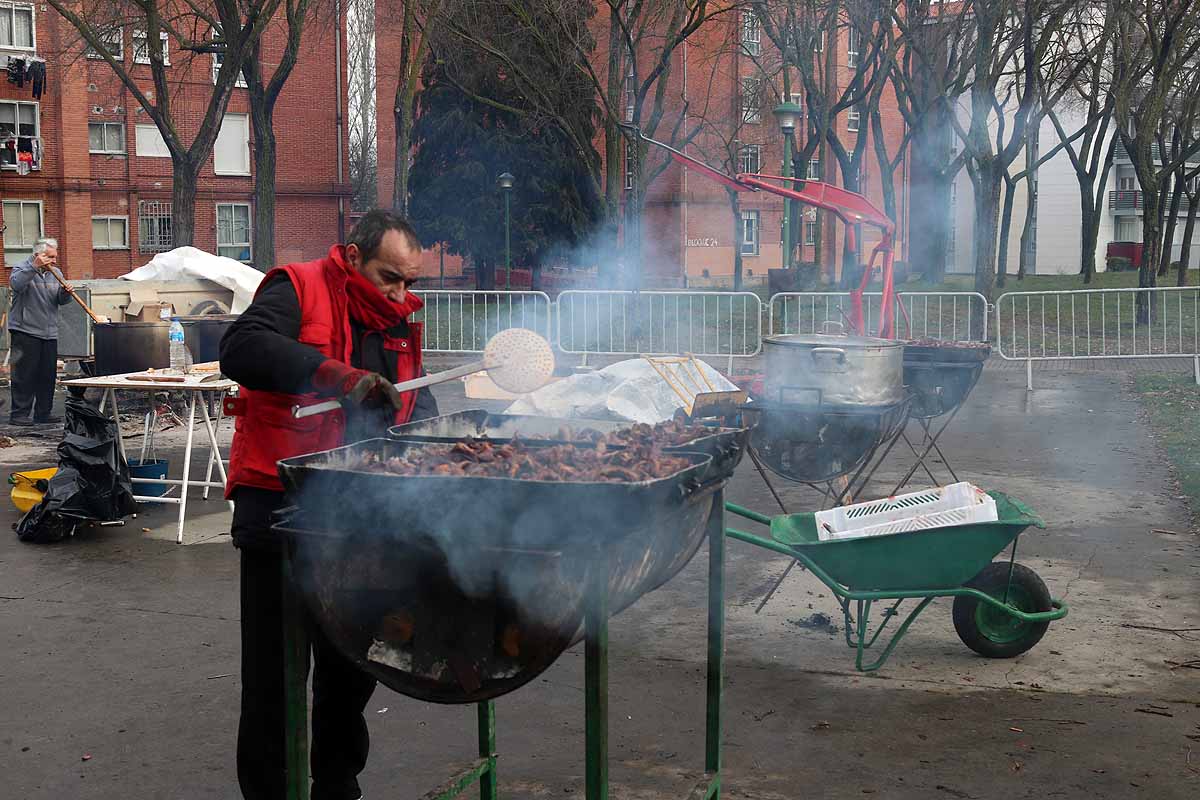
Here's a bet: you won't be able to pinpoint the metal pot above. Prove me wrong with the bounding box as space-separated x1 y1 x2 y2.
763 332 905 407
176 314 237 364
92 322 170 376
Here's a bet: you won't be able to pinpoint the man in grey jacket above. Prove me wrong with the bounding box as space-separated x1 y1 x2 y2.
8 238 72 425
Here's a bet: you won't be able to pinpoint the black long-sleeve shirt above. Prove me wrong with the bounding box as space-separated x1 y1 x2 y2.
220 273 438 442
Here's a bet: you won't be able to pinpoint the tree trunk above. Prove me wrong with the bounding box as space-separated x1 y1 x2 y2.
1018 170 1035 280
1137 206 1161 324
250 103 277 271
972 164 1002 310
1159 175 1183 277
996 173 1017 289
602 12 624 284
392 106 413 215
1178 193 1199 286
1079 189 1099 284
728 190 743 291
171 158 199 248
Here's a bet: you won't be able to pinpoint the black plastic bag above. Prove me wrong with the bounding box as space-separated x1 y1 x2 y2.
16 395 137 543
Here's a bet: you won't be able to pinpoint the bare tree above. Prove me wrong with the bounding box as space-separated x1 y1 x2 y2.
241 0 320 269
1042 2 1117 284
48 0 283 248
347 0 378 212
381 0 446 215
753 0 893 284
888 1 973 283
1110 0 1200 320
946 0 1078 306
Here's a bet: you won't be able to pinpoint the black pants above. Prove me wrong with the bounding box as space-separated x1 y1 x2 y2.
9 330 57 422
234 488 376 800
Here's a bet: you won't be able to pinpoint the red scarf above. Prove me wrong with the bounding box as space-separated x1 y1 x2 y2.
332 245 423 330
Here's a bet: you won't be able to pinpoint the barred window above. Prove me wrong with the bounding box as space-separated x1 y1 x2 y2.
138 200 173 252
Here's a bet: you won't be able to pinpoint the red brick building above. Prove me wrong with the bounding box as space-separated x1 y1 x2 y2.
0 3 350 279
372 6 910 287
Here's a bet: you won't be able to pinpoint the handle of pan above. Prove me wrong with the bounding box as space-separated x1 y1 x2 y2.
292 360 485 418
809 346 847 364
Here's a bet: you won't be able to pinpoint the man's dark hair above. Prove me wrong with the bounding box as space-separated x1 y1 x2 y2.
347 209 421 261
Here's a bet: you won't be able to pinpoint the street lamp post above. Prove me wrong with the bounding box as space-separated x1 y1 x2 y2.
497 172 514 290
773 102 802 270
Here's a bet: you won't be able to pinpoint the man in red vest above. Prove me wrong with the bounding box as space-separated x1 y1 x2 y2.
220 209 438 800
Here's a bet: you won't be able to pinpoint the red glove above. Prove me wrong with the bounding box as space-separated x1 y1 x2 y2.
311 359 404 410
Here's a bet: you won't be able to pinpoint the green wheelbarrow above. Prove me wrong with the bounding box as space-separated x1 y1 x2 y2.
724 491 1068 672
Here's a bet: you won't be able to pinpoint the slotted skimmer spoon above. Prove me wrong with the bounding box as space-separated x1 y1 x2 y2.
292 327 556 418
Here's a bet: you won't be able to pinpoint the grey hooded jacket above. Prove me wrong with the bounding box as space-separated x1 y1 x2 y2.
8 256 72 340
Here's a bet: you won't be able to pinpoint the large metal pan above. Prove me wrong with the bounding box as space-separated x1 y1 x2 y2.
389 411 750 481
275 439 718 704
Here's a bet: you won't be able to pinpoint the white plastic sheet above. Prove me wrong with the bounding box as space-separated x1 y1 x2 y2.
119 247 264 313
505 358 737 424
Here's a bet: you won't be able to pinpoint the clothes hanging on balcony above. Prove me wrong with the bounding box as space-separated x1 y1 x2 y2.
27 60 45 99
4 58 46 98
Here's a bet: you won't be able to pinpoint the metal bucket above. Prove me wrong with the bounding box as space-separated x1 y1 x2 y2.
176 314 238 364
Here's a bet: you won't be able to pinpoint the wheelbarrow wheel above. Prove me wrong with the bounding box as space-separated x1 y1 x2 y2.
953 562 1052 659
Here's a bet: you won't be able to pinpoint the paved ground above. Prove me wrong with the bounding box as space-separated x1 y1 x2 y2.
1 368 1198 799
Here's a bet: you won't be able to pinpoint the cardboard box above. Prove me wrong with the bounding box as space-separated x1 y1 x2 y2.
124 286 174 322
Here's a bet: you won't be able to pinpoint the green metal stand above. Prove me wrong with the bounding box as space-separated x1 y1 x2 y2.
282 490 725 799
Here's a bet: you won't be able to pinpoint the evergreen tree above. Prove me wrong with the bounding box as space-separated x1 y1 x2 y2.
408 1 602 289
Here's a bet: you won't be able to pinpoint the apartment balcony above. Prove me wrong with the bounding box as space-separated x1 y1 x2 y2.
1113 138 1161 163
1109 189 1193 215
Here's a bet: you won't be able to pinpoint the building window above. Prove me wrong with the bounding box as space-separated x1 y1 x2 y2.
807 158 821 180
0 99 38 170
947 182 957 257
741 11 761 57
132 30 170 65
92 216 129 250
214 113 251 175
847 108 861 133
2 199 42 266
0 2 35 50
740 210 760 256
623 61 635 122
135 123 171 157
805 211 818 245
847 26 861 68
88 121 125 154
1118 175 1136 191
814 29 824 52
211 30 247 87
738 144 760 175
741 77 762 124
624 139 635 190
138 200 173 252
85 28 123 60
217 203 252 262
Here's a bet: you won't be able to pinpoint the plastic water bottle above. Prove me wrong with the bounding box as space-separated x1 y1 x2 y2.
169 318 192 373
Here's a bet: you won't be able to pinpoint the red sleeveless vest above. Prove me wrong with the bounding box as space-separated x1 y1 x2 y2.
224 246 423 495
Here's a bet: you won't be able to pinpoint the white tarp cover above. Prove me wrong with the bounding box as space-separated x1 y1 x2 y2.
119 247 264 313
505 358 738 424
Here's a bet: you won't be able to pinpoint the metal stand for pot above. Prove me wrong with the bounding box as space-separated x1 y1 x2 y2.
281 490 727 800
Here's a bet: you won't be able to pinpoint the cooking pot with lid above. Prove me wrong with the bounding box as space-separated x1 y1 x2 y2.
763 327 905 408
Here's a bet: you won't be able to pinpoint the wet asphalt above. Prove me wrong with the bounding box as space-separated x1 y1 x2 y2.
1 366 1198 799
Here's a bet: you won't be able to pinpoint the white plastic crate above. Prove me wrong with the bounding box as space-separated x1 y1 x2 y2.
814 482 997 542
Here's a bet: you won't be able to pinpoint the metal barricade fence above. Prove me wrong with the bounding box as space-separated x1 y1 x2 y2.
412 290 553 353
555 290 764 359
996 287 1200 388
769 291 988 342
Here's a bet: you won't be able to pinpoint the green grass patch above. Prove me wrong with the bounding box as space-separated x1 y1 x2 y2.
1132 373 1200 517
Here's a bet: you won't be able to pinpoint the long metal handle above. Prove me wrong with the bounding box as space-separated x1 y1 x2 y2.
291 360 484 418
